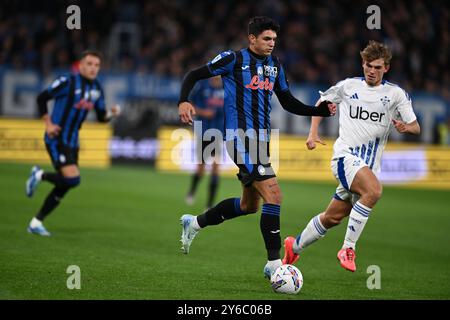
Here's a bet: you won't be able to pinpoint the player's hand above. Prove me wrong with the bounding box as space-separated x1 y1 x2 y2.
392 119 409 133
316 100 337 117
306 133 325 150
327 102 337 116
46 122 61 138
179 102 196 125
111 104 121 117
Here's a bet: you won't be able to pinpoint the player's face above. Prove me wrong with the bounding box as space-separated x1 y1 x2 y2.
362 58 389 86
249 30 277 56
79 55 101 80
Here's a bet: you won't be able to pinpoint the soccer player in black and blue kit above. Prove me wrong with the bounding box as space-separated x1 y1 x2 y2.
178 17 336 278
185 76 225 210
25 50 121 236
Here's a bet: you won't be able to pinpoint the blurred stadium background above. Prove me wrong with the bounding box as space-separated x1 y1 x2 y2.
0 0 450 299
1 0 449 187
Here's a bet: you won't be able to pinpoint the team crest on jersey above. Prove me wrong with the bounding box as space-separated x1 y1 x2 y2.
264 65 278 77
88 89 101 101
257 66 264 76
380 96 390 107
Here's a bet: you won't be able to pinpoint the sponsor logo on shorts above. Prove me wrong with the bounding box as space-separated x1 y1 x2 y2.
258 165 266 175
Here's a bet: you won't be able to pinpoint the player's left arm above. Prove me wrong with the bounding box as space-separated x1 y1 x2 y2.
392 89 421 135
392 119 420 135
274 65 336 117
94 84 121 122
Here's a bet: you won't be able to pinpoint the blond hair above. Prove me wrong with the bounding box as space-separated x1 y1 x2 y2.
360 41 392 66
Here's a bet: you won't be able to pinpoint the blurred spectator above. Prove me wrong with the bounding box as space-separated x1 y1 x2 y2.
0 0 448 102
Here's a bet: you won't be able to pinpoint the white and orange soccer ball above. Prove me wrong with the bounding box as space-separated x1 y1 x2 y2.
270 264 303 294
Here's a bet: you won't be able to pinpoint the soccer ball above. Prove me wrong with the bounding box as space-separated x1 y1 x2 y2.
270 264 303 294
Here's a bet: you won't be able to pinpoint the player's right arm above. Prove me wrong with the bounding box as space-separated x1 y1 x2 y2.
306 100 326 150
306 79 346 150
37 76 70 138
178 51 235 125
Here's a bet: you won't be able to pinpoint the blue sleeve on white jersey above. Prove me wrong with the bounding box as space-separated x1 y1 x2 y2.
207 51 236 76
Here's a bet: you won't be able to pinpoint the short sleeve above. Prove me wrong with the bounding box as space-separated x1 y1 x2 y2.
207 51 236 76
274 65 289 92
319 79 347 104
46 76 70 98
394 88 417 124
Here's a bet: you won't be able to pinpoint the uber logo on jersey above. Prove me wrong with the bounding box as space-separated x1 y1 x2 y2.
264 65 278 77
350 105 385 123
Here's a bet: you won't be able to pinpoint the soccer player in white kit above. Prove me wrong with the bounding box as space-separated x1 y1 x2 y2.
283 41 421 272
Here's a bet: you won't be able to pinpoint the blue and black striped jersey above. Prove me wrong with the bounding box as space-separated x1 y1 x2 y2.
44 73 106 148
207 48 289 141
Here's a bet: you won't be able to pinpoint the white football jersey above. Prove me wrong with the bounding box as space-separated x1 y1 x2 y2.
319 77 417 173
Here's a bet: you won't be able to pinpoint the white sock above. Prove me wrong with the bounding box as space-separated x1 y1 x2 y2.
30 217 42 228
266 259 282 268
36 170 43 180
343 201 372 250
293 214 327 254
192 216 201 230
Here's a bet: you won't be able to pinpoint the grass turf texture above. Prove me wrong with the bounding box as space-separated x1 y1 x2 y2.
1 162 449 300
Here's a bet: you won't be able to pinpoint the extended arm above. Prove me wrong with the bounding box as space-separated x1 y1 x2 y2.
36 90 61 138
178 65 214 124
275 89 336 117
392 119 420 135
306 99 328 150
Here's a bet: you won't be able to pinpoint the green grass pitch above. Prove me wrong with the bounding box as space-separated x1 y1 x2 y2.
1 162 449 299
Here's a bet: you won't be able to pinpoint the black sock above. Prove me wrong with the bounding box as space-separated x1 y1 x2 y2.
197 198 250 228
35 187 69 221
207 175 219 208
260 204 281 260
42 172 64 187
188 173 202 195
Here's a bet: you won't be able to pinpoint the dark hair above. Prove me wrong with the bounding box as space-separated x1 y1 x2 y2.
248 16 280 36
80 50 103 61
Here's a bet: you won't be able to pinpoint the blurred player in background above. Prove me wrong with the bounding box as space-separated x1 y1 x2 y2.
283 41 421 272
178 16 336 278
25 50 121 236
185 76 225 211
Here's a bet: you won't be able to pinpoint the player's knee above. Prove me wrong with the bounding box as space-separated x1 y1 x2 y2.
269 189 282 205
63 176 81 189
367 185 382 203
